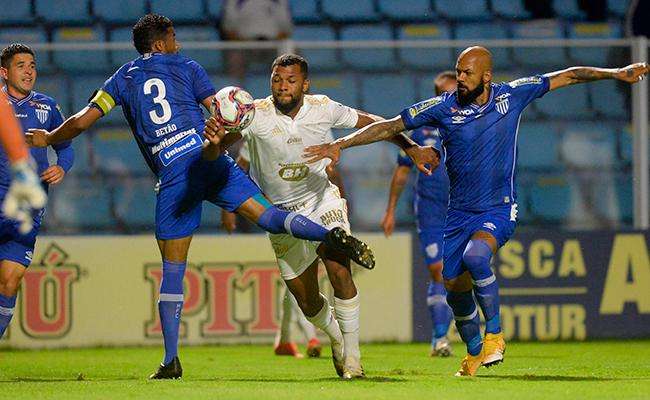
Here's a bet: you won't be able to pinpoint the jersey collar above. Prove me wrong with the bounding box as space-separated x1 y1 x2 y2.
2 86 34 106
469 83 496 112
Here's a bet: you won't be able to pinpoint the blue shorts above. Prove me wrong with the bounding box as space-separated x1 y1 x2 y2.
0 190 43 267
442 204 517 280
414 197 446 266
155 152 261 240
417 227 444 266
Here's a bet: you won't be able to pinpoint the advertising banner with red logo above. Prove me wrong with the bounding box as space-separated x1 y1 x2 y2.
1 233 412 348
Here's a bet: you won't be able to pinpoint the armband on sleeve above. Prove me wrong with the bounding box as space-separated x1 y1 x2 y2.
89 90 116 115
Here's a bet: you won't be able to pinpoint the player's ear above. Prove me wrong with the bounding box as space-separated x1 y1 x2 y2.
302 78 310 94
151 39 165 53
0 67 7 80
483 69 492 84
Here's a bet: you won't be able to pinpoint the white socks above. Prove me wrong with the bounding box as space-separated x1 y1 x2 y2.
334 293 361 359
306 293 343 345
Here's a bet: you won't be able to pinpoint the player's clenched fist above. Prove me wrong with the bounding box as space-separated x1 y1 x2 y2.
25 128 50 148
615 62 649 83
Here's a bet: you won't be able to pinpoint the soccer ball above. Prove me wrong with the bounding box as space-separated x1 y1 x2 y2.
210 86 256 132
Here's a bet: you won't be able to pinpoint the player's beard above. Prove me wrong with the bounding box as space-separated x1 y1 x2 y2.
273 93 300 115
456 83 485 106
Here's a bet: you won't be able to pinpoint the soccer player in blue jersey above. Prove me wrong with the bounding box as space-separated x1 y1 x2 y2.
0 44 74 340
381 71 456 357
28 14 375 379
305 47 648 376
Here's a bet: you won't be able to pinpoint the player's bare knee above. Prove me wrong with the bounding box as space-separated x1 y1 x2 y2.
0 277 21 297
427 262 444 282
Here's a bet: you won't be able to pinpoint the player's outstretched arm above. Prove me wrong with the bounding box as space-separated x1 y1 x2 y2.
381 165 410 237
27 106 102 148
545 62 648 91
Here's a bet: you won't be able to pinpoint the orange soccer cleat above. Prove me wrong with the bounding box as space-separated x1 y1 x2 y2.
274 342 304 358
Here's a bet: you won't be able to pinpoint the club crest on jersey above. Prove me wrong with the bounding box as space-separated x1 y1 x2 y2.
35 109 49 124
495 94 510 115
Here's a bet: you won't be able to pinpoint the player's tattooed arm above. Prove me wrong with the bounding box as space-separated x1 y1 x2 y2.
26 106 103 147
355 110 417 153
545 62 649 91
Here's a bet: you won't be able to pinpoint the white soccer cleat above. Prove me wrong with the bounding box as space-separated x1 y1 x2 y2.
431 337 453 357
342 355 365 380
331 341 345 377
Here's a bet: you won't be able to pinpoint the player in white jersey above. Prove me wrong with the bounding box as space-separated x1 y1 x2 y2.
205 54 435 379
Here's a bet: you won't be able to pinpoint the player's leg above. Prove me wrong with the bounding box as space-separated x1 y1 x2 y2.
274 284 303 358
283 288 321 357
0 259 26 338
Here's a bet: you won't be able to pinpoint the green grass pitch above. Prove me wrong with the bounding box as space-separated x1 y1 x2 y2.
2 341 649 399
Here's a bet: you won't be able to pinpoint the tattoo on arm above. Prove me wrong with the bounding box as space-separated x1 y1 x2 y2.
335 117 405 150
547 66 617 90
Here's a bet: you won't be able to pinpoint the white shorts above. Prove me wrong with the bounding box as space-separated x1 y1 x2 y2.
269 188 350 280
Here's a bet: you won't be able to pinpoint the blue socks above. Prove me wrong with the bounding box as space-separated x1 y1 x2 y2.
463 240 501 334
447 290 482 356
426 281 452 344
159 260 186 365
0 294 16 338
257 206 328 241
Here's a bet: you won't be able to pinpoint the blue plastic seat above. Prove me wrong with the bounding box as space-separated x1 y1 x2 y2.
397 24 453 70
529 177 571 221
210 74 241 94
207 0 224 18
558 123 618 168
517 123 560 169
0 1 34 24
109 27 140 69
492 0 531 19
242 74 270 100
535 85 589 118
290 0 321 23
293 26 337 71
309 74 358 108
619 126 632 163
589 80 628 119
378 0 436 21
455 22 510 68
93 127 150 174
150 0 207 23
608 0 631 17
322 0 379 22
70 75 125 125
568 22 622 66
52 27 109 73
35 75 70 116
361 74 415 118
616 179 633 222
52 181 113 229
175 26 222 73
93 0 146 24
114 181 157 227
434 0 489 20
552 0 586 19
0 28 52 72
341 25 394 71
35 0 92 24
512 20 567 68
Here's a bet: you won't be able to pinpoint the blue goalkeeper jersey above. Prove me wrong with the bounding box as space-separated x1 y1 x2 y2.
90 53 215 178
400 75 550 212
0 88 73 189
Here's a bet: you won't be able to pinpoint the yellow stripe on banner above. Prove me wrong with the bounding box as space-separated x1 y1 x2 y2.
500 287 588 296
89 90 116 115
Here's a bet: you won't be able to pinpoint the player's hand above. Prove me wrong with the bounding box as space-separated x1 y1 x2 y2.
3 159 47 234
221 210 237 234
405 145 439 176
381 210 395 237
303 142 342 165
203 116 227 147
40 165 65 185
615 62 648 84
25 128 50 148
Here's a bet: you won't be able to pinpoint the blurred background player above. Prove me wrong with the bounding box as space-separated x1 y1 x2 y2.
221 141 323 359
381 70 456 357
304 46 648 377
205 53 431 379
27 14 374 379
0 44 73 339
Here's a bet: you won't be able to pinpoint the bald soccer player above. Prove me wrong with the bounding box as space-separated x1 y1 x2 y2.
304 46 648 377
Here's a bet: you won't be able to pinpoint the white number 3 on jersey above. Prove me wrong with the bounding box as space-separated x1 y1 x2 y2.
143 78 172 124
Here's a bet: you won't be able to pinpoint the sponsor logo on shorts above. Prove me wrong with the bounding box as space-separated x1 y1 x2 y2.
320 209 345 226
158 132 202 167
510 203 518 221
483 222 497 231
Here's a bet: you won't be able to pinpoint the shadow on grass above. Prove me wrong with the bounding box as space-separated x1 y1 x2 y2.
4 376 140 383
193 376 406 383
480 374 615 382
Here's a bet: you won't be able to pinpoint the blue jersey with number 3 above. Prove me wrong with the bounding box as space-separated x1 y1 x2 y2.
400 75 550 212
91 53 215 178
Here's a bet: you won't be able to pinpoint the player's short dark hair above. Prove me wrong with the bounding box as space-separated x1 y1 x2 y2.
434 70 456 95
271 54 309 78
1 43 35 68
132 14 173 55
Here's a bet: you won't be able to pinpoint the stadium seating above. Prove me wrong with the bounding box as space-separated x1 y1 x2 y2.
0 1 34 25
36 75 70 116
397 24 453 71
242 74 270 100
206 0 224 18
558 123 618 168
434 0 490 21
454 22 510 68
52 27 110 73
517 122 560 169
491 0 531 19
150 0 207 24
92 127 151 174
512 20 567 68
35 0 92 25
92 0 147 24
340 24 394 70
607 0 631 17
552 0 586 19
51 181 113 229
535 84 590 118
210 74 240 94
568 22 622 66
293 25 338 71
0 28 53 72
616 179 633 222
378 0 436 21
361 74 415 118
289 0 321 23
589 80 629 119
618 126 632 163
528 176 571 221
309 74 359 108
70 75 123 124
114 182 157 227
109 27 140 69
173 26 222 72
321 0 379 22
